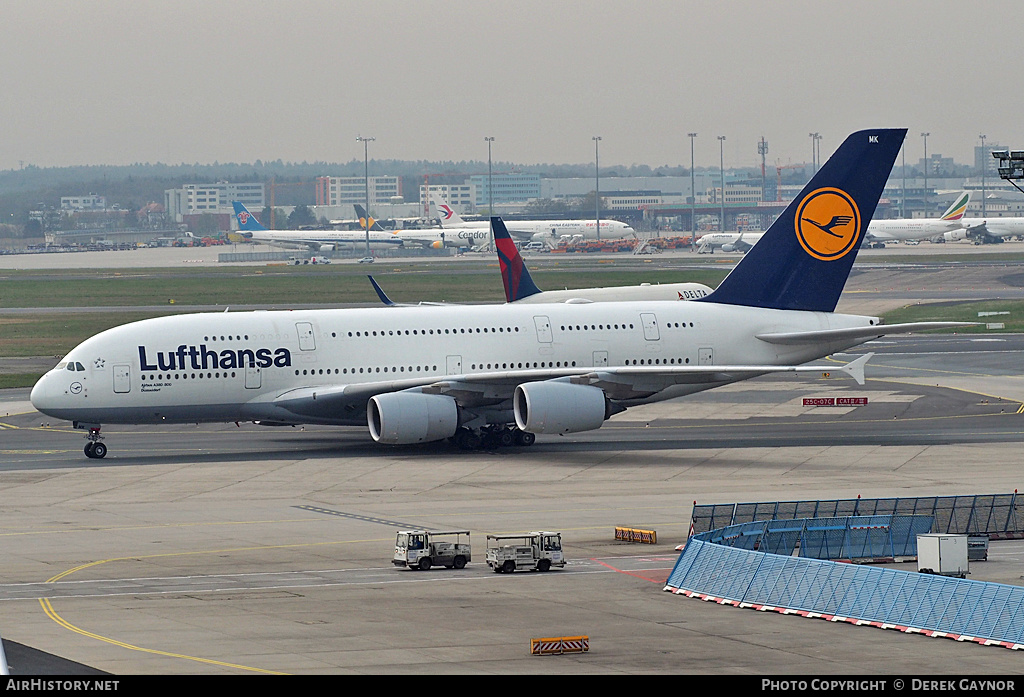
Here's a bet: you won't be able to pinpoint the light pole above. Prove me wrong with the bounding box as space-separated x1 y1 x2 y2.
688 132 697 251
979 134 987 217
356 135 374 256
718 135 726 232
901 142 906 218
921 132 930 217
485 136 495 247
593 136 601 240
808 132 822 173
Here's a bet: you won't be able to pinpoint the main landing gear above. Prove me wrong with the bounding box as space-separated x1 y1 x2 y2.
451 425 535 451
84 426 107 459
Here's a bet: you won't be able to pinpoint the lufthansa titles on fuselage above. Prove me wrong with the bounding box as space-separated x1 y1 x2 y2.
138 344 292 372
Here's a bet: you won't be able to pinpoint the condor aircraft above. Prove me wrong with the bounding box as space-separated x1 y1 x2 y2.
431 193 634 245
232 202 404 252
33 129 965 458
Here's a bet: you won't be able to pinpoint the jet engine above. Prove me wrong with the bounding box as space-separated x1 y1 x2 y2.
430 240 444 249
721 243 737 252
513 381 607 435
943 230 968 242
318 244 336 252
368 392 459 444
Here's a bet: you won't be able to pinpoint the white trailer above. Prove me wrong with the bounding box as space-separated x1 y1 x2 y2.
917 533 969 578
393 530 471 570
486 532 565 573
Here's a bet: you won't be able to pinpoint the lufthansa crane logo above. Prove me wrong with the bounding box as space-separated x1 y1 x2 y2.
794 187 861 261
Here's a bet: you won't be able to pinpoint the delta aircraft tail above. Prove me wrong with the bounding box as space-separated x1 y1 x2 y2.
232 201 267 233
493 218 542 302
697 129 906 313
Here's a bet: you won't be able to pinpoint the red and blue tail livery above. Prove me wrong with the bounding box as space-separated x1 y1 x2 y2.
493 218 542 302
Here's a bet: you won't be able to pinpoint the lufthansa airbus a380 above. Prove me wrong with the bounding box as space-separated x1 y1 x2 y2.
32 129 964 458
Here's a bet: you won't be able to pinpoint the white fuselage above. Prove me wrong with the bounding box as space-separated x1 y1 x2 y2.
865 218 961 242
31 300 877 428
515 283 712 303
961 217 1024 239
248 229 404 251
696 232 763 253
442 218 635 242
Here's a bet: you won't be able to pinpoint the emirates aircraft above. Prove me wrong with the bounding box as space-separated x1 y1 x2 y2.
32 129 965 458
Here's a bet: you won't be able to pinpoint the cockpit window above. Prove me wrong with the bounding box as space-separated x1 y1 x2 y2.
57 362 68 370
75 362 85 371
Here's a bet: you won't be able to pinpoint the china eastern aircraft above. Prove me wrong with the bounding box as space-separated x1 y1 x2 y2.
430 192 635 245
33 129 966 459
863 192 969 247
232 202 404 252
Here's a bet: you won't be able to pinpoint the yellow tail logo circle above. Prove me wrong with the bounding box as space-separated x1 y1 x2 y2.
794 187 861 261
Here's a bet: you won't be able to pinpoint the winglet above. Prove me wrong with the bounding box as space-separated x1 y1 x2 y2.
367 276 395 306
837 352 873 386
232 201 267 232
493 217 542 302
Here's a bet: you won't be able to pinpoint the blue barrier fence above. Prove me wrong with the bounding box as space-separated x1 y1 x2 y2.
691 494 1022 538
666 515 1024 650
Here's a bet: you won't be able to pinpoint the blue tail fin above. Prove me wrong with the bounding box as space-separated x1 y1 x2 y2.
697 129 905 312
354 204 386 231
493 217 542 302
232 201 267 232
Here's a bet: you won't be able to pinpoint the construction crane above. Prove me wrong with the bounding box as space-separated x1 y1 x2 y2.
775 162 807 202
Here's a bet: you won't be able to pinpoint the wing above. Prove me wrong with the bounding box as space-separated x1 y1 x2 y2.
247 356 872 425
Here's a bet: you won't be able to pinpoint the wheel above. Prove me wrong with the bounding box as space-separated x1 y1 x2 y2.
84 442 95 458
418 557 432 571
91 442 107 459
514 430 536 447
502 560 515 574
453 555 466 569
498 430 515 447
537 559 551 572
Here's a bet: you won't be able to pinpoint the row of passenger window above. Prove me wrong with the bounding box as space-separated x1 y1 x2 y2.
142 372 237 381
333 327 521 338
294 366 440 376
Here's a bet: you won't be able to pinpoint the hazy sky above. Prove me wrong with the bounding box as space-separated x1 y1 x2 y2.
3 1 1022 172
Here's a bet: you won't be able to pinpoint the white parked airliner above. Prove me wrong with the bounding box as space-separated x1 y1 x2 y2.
32 129 965 458
863 192 969 247
431 193 635 245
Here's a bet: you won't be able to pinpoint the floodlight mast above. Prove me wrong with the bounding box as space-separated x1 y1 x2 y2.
993 150 1024 196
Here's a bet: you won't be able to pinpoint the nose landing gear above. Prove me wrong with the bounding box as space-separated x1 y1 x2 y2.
84 427 107 459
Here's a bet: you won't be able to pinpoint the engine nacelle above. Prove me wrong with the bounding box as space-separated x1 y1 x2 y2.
513 381 607 435
721 243 736 252
318 244 336 252
943 229 968 242
368 392 459 444
430 240 444 249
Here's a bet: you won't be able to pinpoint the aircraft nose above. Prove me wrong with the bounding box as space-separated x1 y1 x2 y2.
30 371 61 415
